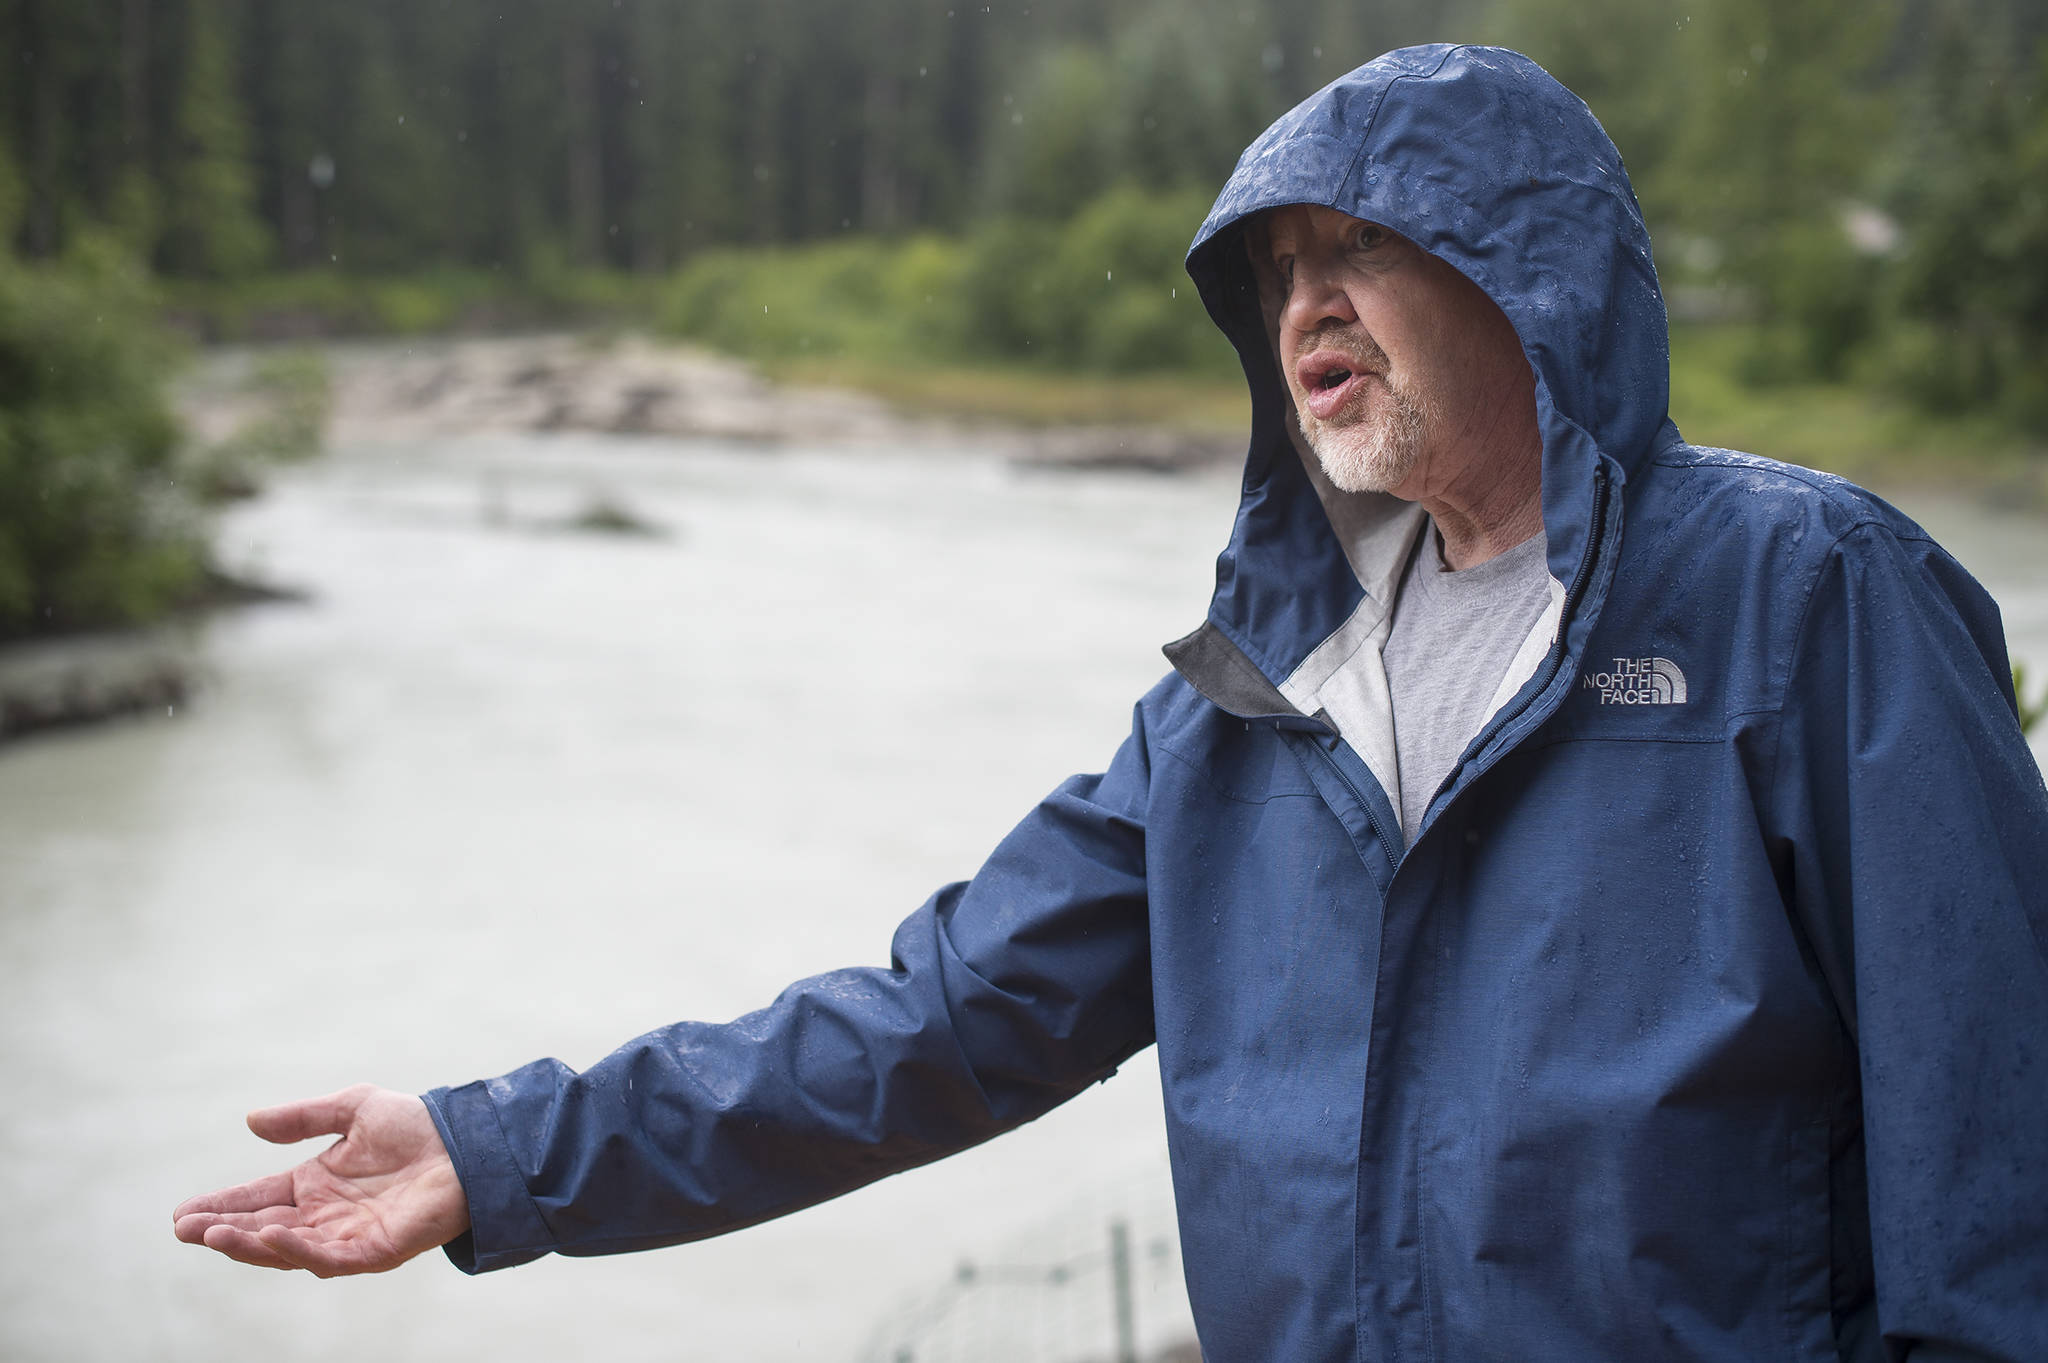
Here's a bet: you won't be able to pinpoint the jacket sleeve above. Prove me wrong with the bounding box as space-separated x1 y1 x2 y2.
1772 522 2048 1362
419 705 1155 1273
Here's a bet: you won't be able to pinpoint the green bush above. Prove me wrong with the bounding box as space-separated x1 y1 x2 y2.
1866 28 2048 432
0 247 203 640
2018 663 2045 736
656 237 947 361
1037 183 1227 373
1746 220 1879 383
193 346 332 502
656 185 1234 377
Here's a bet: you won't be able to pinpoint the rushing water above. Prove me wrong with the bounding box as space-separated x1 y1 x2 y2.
1 427 2043 1363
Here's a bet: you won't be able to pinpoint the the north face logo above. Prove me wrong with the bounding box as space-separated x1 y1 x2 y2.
1582 656 1688 705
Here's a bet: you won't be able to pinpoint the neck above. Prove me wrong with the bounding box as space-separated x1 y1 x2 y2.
1424 474 1542 569
1412 398 1544 571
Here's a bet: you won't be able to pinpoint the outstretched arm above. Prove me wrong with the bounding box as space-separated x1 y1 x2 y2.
428 722 1156 1273
172 1084 470 1276
177 695 1161 1277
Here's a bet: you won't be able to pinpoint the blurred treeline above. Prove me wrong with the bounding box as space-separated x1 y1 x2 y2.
2 0 2046 641
3 0 2045 399
3 0 2046 415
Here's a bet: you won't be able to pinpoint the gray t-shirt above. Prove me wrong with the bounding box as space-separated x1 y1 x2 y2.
1382 524 1552 843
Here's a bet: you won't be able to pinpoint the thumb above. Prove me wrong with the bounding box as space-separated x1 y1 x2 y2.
246 1085 372 1145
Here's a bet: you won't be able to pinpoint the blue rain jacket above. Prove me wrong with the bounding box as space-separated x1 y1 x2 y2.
425 46 2048 1362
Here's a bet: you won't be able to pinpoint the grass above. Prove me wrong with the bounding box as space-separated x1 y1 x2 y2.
782 355 1250 433
796 325 2044 502
155 263 2044 504
1668 325 2046 504
789 326 2044 507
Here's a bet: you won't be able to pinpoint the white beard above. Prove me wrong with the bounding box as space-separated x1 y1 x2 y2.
1296 375 1431 495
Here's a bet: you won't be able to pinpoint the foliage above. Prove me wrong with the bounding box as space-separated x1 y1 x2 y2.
655 185 1233 376
185 347 331 501
156 0 271 277
2019 670 2046 735
0 246 202 640
2017 662 2045 735
1 0 2045 436
1868 13 2048 428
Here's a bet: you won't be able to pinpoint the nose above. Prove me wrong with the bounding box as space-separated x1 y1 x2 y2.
1281 254 1358 335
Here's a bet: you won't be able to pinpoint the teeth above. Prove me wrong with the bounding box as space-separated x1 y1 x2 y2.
1322 369 1351 389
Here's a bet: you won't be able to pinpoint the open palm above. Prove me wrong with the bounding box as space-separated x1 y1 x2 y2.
173 1084 470 1276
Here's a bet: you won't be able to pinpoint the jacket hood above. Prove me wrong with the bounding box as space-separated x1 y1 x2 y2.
1183 44 1674 695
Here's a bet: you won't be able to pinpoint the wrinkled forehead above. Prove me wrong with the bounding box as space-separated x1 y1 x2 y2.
1240 203 1399 327
1246 202 1385 254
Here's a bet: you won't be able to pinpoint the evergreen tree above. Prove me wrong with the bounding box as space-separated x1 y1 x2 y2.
157 0 268 276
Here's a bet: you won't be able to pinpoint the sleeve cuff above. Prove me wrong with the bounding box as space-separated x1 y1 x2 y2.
422 1080 556 1274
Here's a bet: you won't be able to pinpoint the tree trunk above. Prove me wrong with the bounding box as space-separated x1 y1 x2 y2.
21 0 63 257
563 27 604 267
860 63 899 233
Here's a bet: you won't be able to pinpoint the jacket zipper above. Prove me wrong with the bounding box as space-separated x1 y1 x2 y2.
1503 463 1610 735
1293 714 1404 866
1415 464 1613 836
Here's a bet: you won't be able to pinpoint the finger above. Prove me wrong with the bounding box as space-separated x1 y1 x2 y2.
257 1224 378 1278
247 1087 367 1145
176 1207 303 1244
201 1223 302 1272
173 1170 298 1221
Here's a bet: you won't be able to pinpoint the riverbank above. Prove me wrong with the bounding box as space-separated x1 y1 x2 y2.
240 333 1244 474
189 327 2048 498
2 335 1240 745
0 572 303 744
10 327 2040 749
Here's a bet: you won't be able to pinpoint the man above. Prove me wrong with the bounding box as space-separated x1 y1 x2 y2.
175 45 2048 1362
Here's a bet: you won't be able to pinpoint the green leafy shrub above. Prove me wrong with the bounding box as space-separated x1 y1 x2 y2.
656 185 1233 377
0 248 202 640
1036 184 1228 373
656 237 947 360
189 345 333 501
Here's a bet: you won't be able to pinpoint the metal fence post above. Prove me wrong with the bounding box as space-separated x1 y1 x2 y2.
1110 1219 1138 1363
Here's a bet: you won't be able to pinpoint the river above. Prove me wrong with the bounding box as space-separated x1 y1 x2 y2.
1 424 2043 1363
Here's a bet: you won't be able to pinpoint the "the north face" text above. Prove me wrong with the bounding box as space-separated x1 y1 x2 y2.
1582 656 1688 705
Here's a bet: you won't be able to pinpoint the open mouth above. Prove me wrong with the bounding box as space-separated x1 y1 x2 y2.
1298 351 1373 421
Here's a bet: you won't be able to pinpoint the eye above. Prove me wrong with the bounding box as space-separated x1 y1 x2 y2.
1351 222 1388 253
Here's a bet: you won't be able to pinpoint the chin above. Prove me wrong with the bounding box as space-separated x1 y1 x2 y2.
1301 418 1422 496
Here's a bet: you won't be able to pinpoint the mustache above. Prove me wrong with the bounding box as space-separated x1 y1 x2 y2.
1295 325 1388 372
